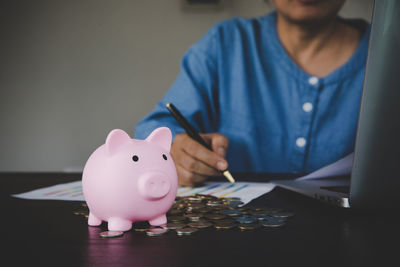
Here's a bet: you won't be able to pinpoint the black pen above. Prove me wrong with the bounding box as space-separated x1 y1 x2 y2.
166 102 235 183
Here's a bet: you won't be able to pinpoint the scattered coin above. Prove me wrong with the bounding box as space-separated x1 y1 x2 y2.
184 213 203 221
186 196 203 203
236 216 256 224
222 209 242 217
176 227 198 236
186 203 205 209
270 211 295 218
146 227 169 236
100 231 124 238
78 194 295 238
260 220 286 228
238 223 260 231
265 216 287 223
204 213 226 220
214 221 236 230
257 215 286 222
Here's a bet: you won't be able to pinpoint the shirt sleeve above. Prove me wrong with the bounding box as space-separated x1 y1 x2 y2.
134 26 220 140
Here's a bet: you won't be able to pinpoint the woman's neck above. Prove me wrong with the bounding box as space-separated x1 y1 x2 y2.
276 13 361 77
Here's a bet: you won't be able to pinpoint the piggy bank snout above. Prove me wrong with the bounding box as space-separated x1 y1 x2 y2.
138 172 172 200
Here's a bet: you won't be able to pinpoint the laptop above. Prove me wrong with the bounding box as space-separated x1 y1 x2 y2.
272 0 400 209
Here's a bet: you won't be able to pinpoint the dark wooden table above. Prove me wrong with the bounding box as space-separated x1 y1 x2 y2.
1 172 399 267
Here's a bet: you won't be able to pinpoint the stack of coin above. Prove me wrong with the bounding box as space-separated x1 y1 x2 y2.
156 194 295 235
73 194 295 237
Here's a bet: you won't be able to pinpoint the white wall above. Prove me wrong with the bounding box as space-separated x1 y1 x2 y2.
0 0 373 172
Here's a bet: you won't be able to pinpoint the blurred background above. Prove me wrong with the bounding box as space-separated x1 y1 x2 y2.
0 0 373 172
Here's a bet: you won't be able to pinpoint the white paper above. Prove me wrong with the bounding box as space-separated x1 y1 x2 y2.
13 180 275 206
296 153 354 180
12 180 84 201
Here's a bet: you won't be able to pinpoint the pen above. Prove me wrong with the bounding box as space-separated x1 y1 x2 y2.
166 102 235 183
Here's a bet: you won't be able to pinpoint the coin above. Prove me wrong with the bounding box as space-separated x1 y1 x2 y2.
238 223 260 231
166 222 186 230
214 221 236 230
100 231 124 238
206 200 224 207
256 215 286 222
184 213 203 221
270 211 295 218
236 216 256 224
146 227 169 236
176 227 198 236
260 220 286 228
222 209 242 217
186 203 205 209
187 220 213 229
162 194 295 235
265 216 287 223
186 196 203 203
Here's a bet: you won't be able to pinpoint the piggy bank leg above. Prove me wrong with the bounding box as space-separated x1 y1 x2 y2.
149 214 167 226
88 212 102 226
108 217 132 232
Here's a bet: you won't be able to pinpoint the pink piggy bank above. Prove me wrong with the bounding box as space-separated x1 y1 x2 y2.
82 127 178 232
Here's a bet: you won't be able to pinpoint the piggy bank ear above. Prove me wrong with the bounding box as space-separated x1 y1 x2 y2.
145 127 172 152
105 129 131 155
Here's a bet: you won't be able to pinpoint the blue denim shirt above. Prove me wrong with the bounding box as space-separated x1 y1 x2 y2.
135 12 370 174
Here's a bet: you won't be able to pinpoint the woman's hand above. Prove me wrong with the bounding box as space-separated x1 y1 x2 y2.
170 132 229 187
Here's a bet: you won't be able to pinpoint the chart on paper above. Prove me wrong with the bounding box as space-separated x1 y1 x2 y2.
12 180 275 206
12 180 84 201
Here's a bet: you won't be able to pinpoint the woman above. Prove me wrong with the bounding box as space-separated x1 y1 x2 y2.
135 0 370 186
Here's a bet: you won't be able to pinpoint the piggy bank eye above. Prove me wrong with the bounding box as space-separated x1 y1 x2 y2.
162 154 167 160
132 155 139 162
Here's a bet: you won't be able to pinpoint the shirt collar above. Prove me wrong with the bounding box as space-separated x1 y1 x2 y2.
261 11 371 85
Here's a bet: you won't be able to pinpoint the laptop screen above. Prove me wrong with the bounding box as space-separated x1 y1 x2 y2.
350 0 400 209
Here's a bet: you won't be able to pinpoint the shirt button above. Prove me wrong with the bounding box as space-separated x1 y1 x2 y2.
308 76 319 86
296 137 306 148
302 102 313 112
